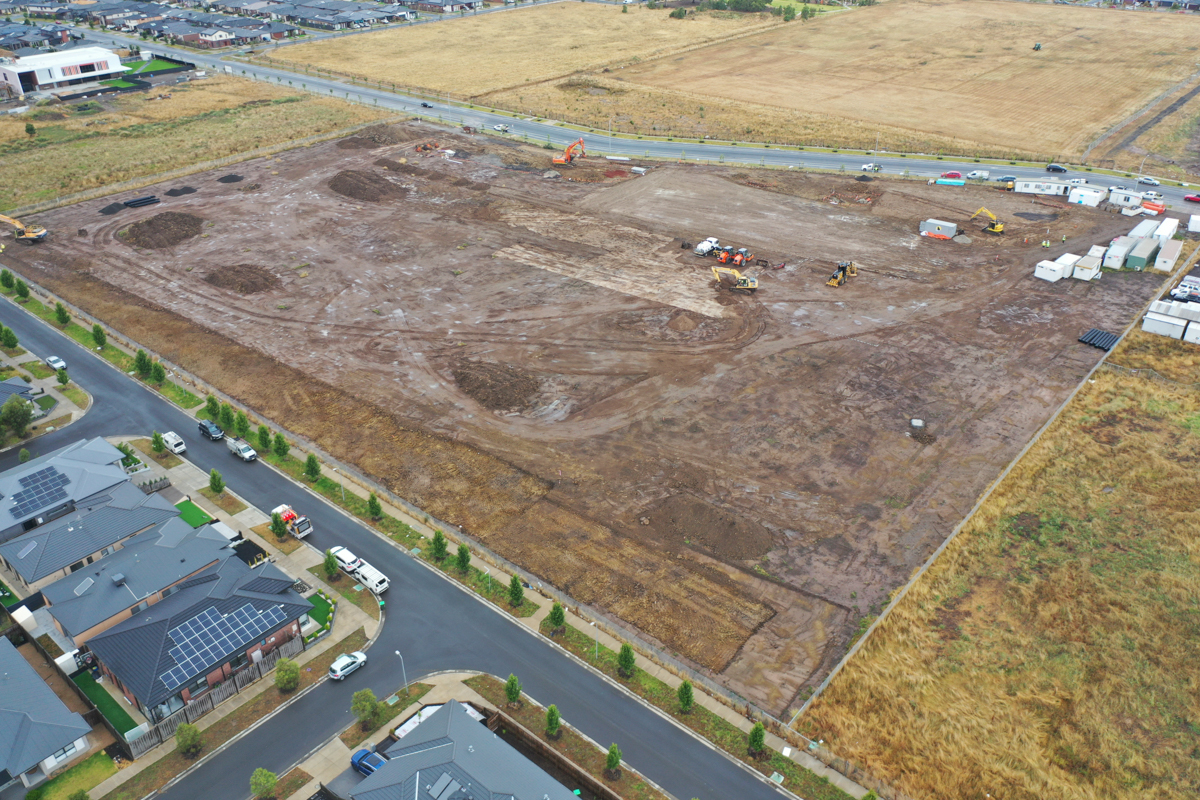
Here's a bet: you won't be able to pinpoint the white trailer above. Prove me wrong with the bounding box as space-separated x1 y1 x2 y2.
1143 311 1188 339
1072 255 1102 281
1108 189 1144 208
1014 179 1071 196
1155 239 1183 273
1034 260 1070 283
1068 187 1106 207
1184 321 1200 346
1129 219 1159 238
1103 236 1136 269
1154 217 1179 241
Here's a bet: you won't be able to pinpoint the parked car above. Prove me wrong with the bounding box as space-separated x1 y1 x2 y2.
1046 163 1068 173
1138 176 1161 186
1184 194 1200 203
198 419 224 441
1142 190 1164 201
420 102 432 108
329 545 364 575
45 356 66 371
995 175 1017 183
329 651 367 681
1110 185 1130 192
965 170 989 180
493 124 510 132
350 749 386 777
940 171 962 179
162 431 186 455
861 163 880 172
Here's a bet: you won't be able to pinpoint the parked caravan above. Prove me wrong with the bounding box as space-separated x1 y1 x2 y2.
1072 256 1102 281
1108 189 1144 208
1184 321 1200 346
1103 236 1137 269
1014 179 1071 196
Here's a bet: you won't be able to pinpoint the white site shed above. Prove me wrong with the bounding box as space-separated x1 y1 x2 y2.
1103 236 1137 269
1189 215 1200 233
1184 321 1200 346
1129 219 1160 238
1055 253 1082 268
1143 311 1188 339
1155 217 1180 241
1034 260 1070 283
1072 255 1102 281
1015 179 1071 196
1109 189 1144 208
1068 187 1106 207
1155 239 1183 273
1088 244 1108 258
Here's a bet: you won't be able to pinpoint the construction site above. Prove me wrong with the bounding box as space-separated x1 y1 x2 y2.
1 122 1168 718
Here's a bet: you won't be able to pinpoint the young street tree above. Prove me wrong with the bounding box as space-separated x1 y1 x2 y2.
270 511 288 540
91 323 106 348
1 394 33 437
150 361 166 385
323 548 339 580
0 269 12 290
257 424 271 451
304 453 321 481
53 301 69 325
605 743 622 775
134 349 152 377
24 122 35 138
677 680 694 714
351 688 379 731
151 430 165 455
275 657 299 692
56 368 69 387
249 768 276 799
14 280 29 301
548 602 565 631
367 492 382 520
455 543 471 574
235 410 251 439
273 432 289 458
208 468 225 495
0 326 17 349
545 704 561 737
748 721 766 755
504 673 521 705
175 722 203 759
617 643 636 678
18 448 30 463
431 530 448 561
508 574 524 607
205 394 220 419
219 402 235 431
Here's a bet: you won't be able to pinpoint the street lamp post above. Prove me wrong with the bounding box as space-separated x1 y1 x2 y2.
1139 154 1150 182
482 566 491 594
394 650 409 695
334 467 345 502
589 621 598 661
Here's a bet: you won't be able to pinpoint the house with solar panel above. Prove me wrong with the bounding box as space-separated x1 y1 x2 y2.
85 556 309 723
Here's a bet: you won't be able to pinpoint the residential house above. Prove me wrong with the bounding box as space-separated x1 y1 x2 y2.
0 438 130 545
0 378 36 407
350 700 576 800
404 0 477 13
24 0 68 17
41 517 235 647
87 556 309 723
0 479 179 593
196 26 235 46
0 637 92 789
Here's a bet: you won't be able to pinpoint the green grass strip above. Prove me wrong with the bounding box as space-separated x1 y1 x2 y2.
73 672 139 735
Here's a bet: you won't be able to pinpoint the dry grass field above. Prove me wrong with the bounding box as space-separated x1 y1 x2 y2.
802 341 1200 797
620 0 1200 158
259 3 778 96
0 75 388 210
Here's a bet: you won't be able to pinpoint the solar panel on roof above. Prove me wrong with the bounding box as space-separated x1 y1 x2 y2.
8 466 70 520
159 603 289 692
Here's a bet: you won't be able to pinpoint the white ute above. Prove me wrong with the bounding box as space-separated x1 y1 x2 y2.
693 237 720 256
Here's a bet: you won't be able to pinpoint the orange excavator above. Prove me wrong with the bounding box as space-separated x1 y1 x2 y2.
553 138 585 165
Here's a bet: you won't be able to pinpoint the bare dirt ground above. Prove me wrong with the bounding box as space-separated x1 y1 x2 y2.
4 123 1166 716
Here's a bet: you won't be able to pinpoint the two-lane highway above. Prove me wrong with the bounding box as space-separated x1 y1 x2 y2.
0 300 795 800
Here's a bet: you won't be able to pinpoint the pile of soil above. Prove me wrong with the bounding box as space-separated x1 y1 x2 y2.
376 158 428 177
328 170 407 202
217 174 243 184
452 360 540 410
644 494 773 561
98 203 124 216
121 212 204 249
339 126 407 148
202 264 280 295
165 186 197 197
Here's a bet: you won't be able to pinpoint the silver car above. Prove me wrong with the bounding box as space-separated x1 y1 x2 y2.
329 651 367 681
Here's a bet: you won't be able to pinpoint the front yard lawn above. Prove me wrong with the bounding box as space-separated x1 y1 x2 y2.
19 359 54 379
35 751 117 800
198 487 247 516
307 565 380 620
307 592 333 627
175 499 212 527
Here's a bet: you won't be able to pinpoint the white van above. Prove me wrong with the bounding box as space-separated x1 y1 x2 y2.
329 546 363 575
162 431 186 454
355 562 389 594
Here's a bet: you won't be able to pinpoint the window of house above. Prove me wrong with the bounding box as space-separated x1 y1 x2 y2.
228 652 248 671
129 600 149 615
69 560 85 573
185 673 208 696
49 741 77 761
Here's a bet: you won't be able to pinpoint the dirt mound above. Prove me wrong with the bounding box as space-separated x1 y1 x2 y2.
165 186 197 197
340 126 407 148
202 264 280 295
376 158 428 176
217 174 243 184
644 494 774 561
337 137 378 150
328 170 408 202
121 212 204 249
98 203 124 216
452 361 540 410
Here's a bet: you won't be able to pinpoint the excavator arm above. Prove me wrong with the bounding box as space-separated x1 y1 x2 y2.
0 214 47 243
552 138 586 165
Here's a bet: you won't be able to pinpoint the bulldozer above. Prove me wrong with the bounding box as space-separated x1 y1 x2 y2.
825 261 857 287
712 266 758 294
1 214 48 244
553 138 586 165
969 207 1005 235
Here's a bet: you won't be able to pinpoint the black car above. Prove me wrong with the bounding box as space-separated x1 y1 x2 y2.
1046 163 1067 173
420 102 432 108
198 419 224 441
995 175 1017 183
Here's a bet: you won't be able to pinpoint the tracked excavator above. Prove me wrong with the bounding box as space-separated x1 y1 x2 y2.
969 207 1005 235
553 138 586 165
712 266 758 294
826 261 858 287
0 215 48 244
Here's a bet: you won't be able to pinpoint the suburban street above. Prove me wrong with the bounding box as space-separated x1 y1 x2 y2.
71 29 1200 211
0 302 794 800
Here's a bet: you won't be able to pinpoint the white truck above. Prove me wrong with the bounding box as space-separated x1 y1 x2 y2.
966 170 990 180
271 505 313 539
693 237 720 256
225 436 257 462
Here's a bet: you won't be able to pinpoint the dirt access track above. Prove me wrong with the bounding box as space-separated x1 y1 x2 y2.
5 123 1165 717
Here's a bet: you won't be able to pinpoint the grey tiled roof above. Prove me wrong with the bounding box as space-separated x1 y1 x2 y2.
0 379 35 405
0 482 179 583
42 518 234 638
0 638 91 778
354 701 575 800
0 438 127 532
87 558 309 709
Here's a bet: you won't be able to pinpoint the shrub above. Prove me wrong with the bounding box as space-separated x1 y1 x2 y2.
0 269 12 289
219 402 235 431
1 394 33 437
204 394 220 419
235 410 250 439
545 704 561 737
678 680 694 713
14 280 29 301
606 743 622 772
67 791 90 800
249 768 276 799
548 602 565 630
323 549 339 580
273 432 289 458
176 722 203 758
431 529 448 561
53 301 69 325
748 721 765 754
151 430 165 454
508 573 524 607
304 453 321 481
455 543 470 573
91 323 106 348
257 424 271 450
504 673 521 704
134 349 152 377
208 468 225 494
0 326 17 349
18 448 30 463
150 361 166 384
56 368 69 387
367 492 382 520
352 688 380 730
270 511 288 539
617 643 635 677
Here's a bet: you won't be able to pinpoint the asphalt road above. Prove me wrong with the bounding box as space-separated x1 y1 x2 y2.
0 304 791 800
76 31 1200 211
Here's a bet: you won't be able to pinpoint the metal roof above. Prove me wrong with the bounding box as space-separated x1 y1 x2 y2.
353 701 575 800
0 438 128 532
0 638 91 778
0 377 35 406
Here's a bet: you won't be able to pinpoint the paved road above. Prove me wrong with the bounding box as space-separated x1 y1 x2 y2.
0 303 791 800
76 31 1200 212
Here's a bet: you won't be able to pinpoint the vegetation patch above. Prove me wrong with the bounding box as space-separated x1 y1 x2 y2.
73 672 139 735
338 683 431 748
175 499 213 528
198 486 247 516
33 751 118 800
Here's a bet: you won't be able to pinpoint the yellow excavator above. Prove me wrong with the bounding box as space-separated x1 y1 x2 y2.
970 207 1005 235
826 261 858 287
0 214 48 244
712 266 758 294
553 138 585 165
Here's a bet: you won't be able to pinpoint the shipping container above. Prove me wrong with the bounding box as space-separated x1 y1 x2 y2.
1072 255 1102 281
1014 179 1071 196
1126 237 1160 271
919 219 958 238
1184 321 1200 346
1154 218 1179 241
1143 311 1188 339
1034 260 1070 283
1155 239 1183 273
1103 236 1136 269
1108 189 1144 208
1129 219 1160 238
1068 187 1106 207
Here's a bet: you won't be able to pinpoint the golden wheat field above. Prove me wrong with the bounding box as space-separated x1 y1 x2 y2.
622 0 1200 158
0 76 388 210
259 3 779 96
802 353 1200 799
